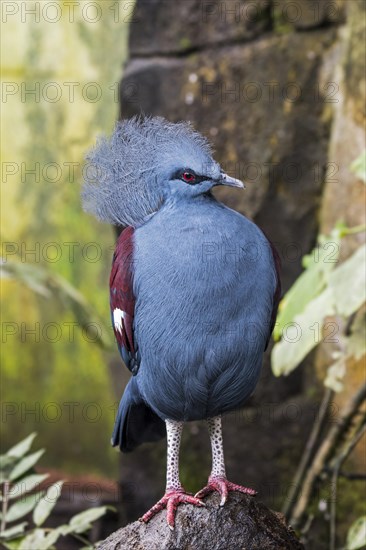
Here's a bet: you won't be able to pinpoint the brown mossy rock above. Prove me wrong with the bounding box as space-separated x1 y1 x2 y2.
97 493 304 550
130 0 271 56
320 0 366 247
274 0 345 30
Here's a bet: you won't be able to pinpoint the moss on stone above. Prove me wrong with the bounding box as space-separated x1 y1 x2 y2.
273 5 293 35
179 37 193 51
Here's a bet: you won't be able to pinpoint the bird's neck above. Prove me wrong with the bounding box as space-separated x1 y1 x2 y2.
164 191 216 208
135 192 219 229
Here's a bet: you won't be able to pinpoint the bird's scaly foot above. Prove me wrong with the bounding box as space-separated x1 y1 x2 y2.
195 475 257 506
139 487 205 530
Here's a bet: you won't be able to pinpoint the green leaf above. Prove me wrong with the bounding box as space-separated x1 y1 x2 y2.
7 434 37 459
19 529 47 550
33 481 64 526
6 492 43 522
55 524 74 536
272 245 366 377
38 526 68 550
274 234 341 340
350 151 366 184
346 516 366 550
0 522 28 540
69 506 108 534
0 455 18 471
0 455 18 483
9 474 49 500
328 245 366 317
13 524 73 550
2 539 24 550
272 288 335 376
9 450 45 481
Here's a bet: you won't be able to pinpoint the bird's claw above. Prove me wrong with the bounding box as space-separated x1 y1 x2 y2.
195 475 257 506
139 488 205 530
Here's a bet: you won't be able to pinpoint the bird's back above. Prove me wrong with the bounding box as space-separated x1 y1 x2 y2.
132 195 278 421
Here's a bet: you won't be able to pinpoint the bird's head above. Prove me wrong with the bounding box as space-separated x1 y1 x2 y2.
82 116 244 227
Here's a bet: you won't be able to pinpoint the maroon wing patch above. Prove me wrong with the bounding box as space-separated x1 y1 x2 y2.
110 226 140 374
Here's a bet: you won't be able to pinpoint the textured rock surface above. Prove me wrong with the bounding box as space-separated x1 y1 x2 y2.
320 0 365 253
97 493 304 550
129 0 271 55
275 0 345 30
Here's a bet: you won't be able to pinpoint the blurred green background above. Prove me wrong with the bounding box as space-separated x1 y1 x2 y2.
1 0 134 478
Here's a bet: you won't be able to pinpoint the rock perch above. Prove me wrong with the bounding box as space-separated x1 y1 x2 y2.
97 493 304 550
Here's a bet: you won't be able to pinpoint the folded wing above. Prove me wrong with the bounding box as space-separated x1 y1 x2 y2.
110 226 140 374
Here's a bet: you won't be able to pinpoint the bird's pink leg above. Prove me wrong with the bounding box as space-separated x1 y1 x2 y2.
140 419 204 530
195 416 257 505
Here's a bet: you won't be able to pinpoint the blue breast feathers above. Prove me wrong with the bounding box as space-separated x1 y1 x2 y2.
131 196 279 421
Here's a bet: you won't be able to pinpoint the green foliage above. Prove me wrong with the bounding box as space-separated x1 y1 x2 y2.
5 492 45 524
273 228 342 341
33 482 64 527
1 0 128 478
69 508 110 534
1 260 113 351
9 451 46 482
7 435 38 459
346 516 366 550
350 151 366 184
8 475 49 501
272 225 366 392
0 434 112 550
272 3 293 34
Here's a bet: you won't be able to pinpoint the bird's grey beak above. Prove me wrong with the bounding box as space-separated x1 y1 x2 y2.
217 173 245 189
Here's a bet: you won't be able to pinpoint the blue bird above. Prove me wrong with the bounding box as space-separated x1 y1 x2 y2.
82 116 281 529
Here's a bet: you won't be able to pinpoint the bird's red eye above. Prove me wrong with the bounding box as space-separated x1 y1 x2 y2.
182 171 196 183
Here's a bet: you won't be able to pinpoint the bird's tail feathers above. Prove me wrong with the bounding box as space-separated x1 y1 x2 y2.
111 377 166 452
